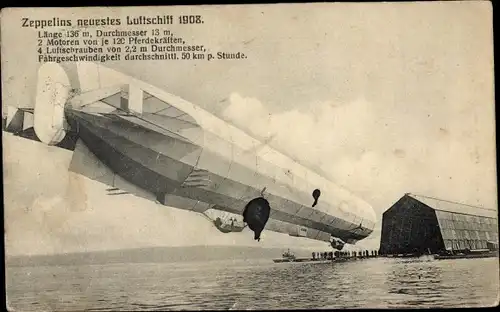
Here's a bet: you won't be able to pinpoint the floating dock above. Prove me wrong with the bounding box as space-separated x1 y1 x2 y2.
273 248 498 263
273 249 380 264
272 257 353 264
433 251 498 260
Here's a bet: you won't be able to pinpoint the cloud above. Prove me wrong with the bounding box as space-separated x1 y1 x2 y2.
223 93 370 171
222 92 389 189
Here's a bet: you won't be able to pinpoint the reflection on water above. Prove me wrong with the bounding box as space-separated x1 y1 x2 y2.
6 257 499 310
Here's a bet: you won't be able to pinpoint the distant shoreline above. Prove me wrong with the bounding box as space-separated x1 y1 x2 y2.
5 245 315 267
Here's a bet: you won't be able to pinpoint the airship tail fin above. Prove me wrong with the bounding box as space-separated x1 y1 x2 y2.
3 105 78 151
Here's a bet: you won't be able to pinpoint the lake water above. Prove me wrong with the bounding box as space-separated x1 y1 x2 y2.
6 257 499 310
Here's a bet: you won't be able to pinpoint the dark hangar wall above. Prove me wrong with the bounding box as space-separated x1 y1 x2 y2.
379 194 445 255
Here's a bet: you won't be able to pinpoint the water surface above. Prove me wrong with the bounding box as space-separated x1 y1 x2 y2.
6 257 499 310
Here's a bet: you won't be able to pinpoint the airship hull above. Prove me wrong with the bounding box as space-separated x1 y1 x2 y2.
6 61 377 246
66 101 373 244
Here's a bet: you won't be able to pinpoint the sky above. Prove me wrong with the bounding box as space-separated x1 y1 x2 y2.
2 2 496 255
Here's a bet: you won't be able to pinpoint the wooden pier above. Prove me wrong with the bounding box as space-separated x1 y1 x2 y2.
272 249 380 263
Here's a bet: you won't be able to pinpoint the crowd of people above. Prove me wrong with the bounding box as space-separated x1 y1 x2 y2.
312 249 379 260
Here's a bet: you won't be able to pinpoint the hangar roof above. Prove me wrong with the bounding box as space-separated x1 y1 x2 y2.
408 193 497 219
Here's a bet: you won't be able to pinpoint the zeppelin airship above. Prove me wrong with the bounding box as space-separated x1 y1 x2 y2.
2 62 376 250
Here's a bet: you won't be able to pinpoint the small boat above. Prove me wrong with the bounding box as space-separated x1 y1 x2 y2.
273 249 297 263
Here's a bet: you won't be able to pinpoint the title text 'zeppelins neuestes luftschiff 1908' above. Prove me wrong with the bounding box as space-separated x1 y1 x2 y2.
22 15 203 29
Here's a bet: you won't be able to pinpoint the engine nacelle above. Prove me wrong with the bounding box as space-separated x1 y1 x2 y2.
34 63 71 145
203 209 245 233
330 237 346 250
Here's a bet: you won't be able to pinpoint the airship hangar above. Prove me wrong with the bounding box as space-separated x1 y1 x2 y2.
379 193 498 256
